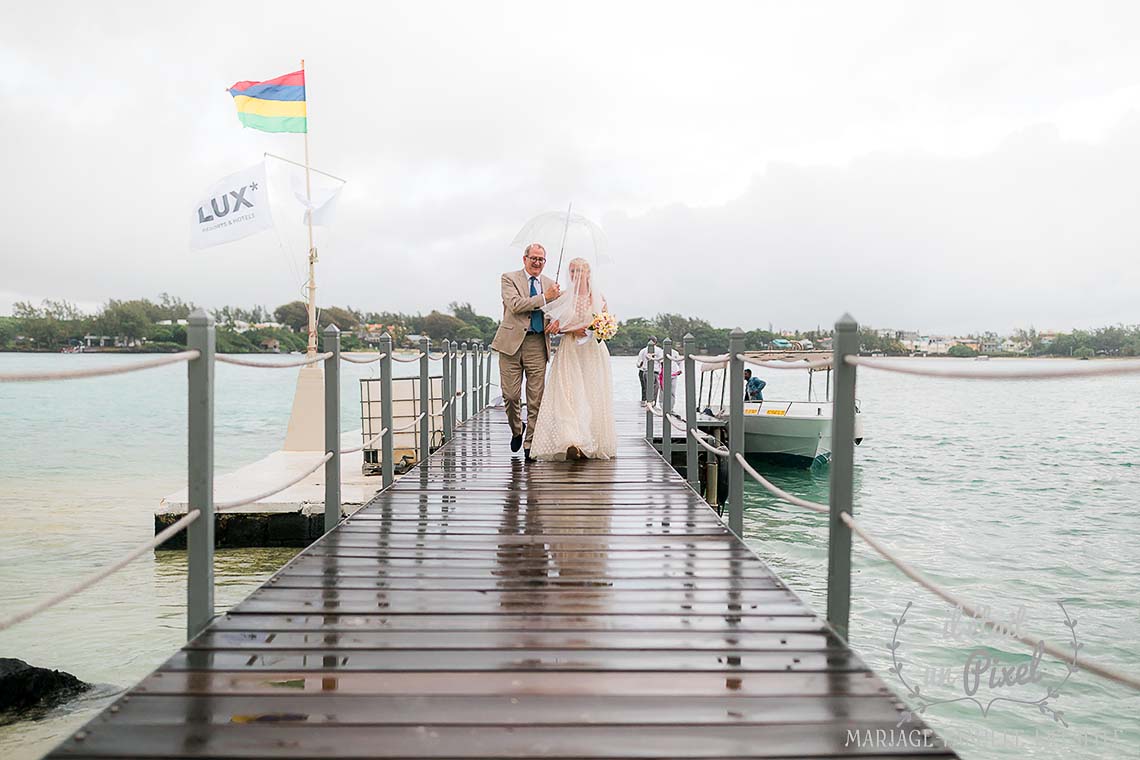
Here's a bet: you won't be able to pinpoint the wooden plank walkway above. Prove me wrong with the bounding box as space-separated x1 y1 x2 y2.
50 404 956 758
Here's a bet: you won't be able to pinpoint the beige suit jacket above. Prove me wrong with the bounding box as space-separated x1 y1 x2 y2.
491 269 555 356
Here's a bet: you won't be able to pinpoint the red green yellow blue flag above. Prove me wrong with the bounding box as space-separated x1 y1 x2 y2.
228 70 306 133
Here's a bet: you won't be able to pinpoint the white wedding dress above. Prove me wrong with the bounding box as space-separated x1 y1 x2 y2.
530 258 618 461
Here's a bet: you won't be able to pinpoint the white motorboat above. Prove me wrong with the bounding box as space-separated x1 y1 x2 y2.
696 352 865 467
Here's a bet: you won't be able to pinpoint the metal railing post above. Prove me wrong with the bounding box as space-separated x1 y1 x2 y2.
644 341 655 445
380 332 394 489
828 313 859 641
481 344 489 410
323 325 341 533
683 333 698 490
450 341 459 428
441 338 452 442
728 328 745 537
661 338 673 464
419 337 430 465
186 308 215 640
461 342 469 423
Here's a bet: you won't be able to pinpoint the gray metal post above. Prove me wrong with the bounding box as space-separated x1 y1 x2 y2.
683 333 699 490
380 332 394 489
450 341 459 429
186 309 215 640
827 314 859 642
323 325 341 533
481 344 489 410
441 339 452 442
661 338 673 464
727 328 745 537
461 342 469 423
419 337 430 465
644 341 655 445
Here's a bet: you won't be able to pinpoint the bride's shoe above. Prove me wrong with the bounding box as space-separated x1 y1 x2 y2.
566 446 585 460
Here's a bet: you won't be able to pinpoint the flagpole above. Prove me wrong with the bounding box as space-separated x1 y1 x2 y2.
301 58 317 356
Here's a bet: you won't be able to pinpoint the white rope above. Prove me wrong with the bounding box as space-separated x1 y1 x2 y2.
689 353 730 363
692 428 729 458
841 512 1140 691
0 510 201 632
339 352 387 364
390 413 426 432
738 354 833 370
847 355 1140 380
665 412 688 432
0 350 200 383
647 404 664 417
216 352 332 369
428 352 447 361
735 453 829 513
215 452 333 510
340 427 388 455
390 352 426 363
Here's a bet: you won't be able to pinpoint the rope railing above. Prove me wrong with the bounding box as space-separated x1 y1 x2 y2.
338 352 387 364
734 453 829 514
216 352 332 369
340 427 388 455
841 512 1140 691
847 355 1140 380
0 510 201 632
215 452 333 511
0 350 200 383
737 353 833 370
688 352 730 363
390 352 426 363
692 428 729 457
427 352 447 361
390 413 426 432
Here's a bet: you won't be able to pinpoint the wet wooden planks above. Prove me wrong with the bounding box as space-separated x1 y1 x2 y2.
48 407 956 759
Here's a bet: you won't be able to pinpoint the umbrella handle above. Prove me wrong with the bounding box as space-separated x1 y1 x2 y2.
554 201 572 281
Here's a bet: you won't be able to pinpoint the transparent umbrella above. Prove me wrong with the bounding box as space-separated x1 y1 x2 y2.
511 204 608 281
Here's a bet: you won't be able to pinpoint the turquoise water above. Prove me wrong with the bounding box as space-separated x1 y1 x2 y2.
1 353 1138 758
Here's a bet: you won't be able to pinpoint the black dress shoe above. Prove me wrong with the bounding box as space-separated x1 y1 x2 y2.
524 449 536 463
510 423 525 452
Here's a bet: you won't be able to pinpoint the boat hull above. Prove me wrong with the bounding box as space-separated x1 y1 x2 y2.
714 401 865 468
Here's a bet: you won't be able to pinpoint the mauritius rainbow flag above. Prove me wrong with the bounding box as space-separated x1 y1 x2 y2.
228 70 306 133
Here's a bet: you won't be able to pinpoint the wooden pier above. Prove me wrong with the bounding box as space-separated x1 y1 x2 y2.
49 404 955 758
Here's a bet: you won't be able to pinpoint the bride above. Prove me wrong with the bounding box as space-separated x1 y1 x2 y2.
530 257 618 461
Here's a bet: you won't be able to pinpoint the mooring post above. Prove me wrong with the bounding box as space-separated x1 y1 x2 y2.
483 345 491 410
683 333 699 490
437 339 451 439
380 332 394 489
644 340 655 446
419 337 431 465
448 342 457 431
459 342 468 423
186 308 215 641
828 313 859 642
728 328 745 537
661 338 673 464
473 343 481 415
323 324 341 533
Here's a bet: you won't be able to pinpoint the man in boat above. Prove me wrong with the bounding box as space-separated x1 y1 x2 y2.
744 368 766 402
636 337 664 405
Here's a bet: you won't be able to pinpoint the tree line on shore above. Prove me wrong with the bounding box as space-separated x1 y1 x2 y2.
2 295 1138 357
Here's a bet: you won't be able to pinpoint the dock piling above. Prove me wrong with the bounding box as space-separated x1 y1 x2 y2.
727 328 745 537
419 337 430 465
644 340 654 445
323 324 341 533
827 314 859 641
379 332 395 489
661 338 673 464
186 308 215 640
441 340 453 442
460 342 469 423
683 333 698 490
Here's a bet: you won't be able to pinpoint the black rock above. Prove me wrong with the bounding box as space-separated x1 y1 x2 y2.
0 658 91 714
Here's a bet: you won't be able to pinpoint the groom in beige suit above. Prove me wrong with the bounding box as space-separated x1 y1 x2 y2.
491 243 561 461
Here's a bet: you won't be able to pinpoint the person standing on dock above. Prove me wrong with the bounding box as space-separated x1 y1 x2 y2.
636 337 663 405
491 243 560 461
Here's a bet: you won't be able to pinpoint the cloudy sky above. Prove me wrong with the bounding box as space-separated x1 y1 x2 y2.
2 1 1138 334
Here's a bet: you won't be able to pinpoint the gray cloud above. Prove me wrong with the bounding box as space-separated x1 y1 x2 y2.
2 1 1139 334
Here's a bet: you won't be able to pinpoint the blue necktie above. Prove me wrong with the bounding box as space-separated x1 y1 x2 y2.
529 277 544 333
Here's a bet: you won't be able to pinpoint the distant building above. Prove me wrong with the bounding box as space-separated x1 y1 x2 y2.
155 319 189 326
259 337 281 352
405 334 427 347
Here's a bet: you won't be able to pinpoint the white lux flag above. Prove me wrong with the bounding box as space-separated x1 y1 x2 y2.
190 162 273 249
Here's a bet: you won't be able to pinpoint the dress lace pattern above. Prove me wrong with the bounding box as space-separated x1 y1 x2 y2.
530 336 618 461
